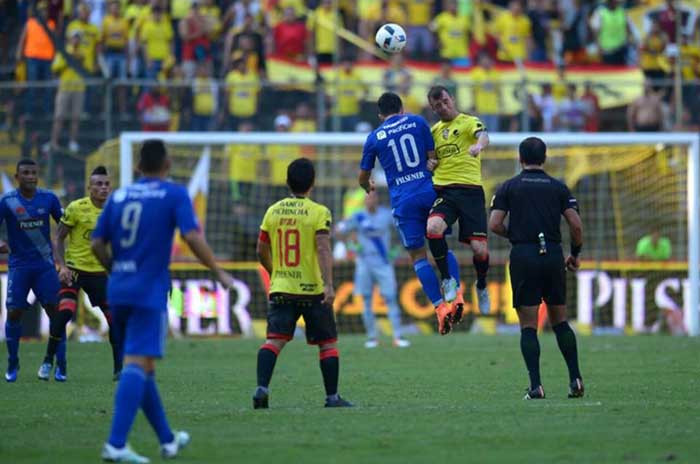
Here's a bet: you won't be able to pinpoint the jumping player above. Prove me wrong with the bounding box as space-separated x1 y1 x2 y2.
358 92 461 335
253 158 352 409
427 85 492 328
1 159 63 383
39 166 122 382
93 140 234 462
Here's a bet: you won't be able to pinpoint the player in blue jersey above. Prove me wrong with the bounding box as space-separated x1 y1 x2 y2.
358 92 462 335
1 159 63 382
92 140 234 463
336 190 410 348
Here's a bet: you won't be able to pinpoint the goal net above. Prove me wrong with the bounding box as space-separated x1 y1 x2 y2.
83 132 700 338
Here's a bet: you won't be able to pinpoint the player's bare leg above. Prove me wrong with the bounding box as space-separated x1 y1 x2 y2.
470 239 491 315
5 309 24 382
254 338 288 409
547 304 584 398
516 306 545 400
407 247 451 335
319 342 352 407
426 216 459 302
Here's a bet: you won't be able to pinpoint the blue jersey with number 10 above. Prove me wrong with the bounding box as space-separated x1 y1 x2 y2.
93 178 199 312
360 114 435 207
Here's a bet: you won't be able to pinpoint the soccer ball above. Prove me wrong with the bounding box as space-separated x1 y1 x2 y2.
375 23 407 54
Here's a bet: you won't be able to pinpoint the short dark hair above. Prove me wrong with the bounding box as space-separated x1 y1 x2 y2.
519 137 547 165
377 92 403 117
287 158 315 194
91 165 108 176
139 139 168 174
428 85 451 101
16 158 37 173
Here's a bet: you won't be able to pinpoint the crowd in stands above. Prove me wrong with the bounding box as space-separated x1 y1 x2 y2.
1 0 700 152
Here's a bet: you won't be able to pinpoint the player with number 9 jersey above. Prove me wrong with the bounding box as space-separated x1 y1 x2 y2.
93 178 199 313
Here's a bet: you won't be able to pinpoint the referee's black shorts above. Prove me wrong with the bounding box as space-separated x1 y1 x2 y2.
266 293 338 345
509 243 566 308
429 186 488 243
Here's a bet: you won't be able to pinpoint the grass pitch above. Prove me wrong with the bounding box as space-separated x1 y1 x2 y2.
2 334 699 463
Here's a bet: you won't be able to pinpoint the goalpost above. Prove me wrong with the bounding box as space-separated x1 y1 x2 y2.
115 131 700 337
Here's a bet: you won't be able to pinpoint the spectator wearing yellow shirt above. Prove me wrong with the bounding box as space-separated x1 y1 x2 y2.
138 5 173 79
171 0 192 61
125 0 149 76
494 0 532 63
430 0 470 66
48 30 88 154
222 59 260 130
639 19 669 83
67 3 101 74
102 1 129 113
396 77 423 115
267 114 303 186
590 0 633 65
404 0 434 59
431 60 458 104
306 0 340 65
471 52 501 132
333 58 367 132
291 102 317 133
227 121 262 204
383 53 412 93
189 63 218 131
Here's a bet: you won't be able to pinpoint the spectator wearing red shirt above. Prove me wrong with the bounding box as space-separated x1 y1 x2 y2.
657 0 679 44
137 85 172 131
581 82 600 132
179 1 211 79
273 7 306 61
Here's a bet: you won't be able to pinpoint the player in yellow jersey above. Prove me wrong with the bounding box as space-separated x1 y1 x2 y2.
42 166 122 381
253 158 352 409
427 85 492 319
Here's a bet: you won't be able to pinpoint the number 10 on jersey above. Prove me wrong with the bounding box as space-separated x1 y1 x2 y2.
277 228 300 267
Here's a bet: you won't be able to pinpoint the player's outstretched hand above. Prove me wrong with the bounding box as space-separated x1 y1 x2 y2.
427 158 439 172
468 144 483 157
565 255 580 272
58 266 73 286
214 268 235 289
323 285 335 307
0 241 8 254
367 180 376 192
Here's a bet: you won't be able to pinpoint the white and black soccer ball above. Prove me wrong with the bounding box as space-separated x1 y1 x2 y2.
375 23 407 54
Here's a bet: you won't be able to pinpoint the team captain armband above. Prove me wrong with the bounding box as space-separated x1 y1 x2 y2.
571 243 582 258
259 230 270 244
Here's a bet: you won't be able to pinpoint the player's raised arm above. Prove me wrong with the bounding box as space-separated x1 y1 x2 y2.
358 169 375 193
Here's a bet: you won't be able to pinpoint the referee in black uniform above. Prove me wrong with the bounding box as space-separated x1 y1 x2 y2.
489 137 584 400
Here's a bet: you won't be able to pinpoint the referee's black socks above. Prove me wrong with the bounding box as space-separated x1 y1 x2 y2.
553 321 582 382
520 327 541 389
427 236 451 280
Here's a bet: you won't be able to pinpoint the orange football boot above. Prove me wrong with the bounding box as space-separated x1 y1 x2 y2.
451 288 465 324
435 302 453 335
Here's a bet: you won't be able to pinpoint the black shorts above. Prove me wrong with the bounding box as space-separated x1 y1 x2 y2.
266 294 338 345
430 187 488 243
509 244 566 307
58 269 109 313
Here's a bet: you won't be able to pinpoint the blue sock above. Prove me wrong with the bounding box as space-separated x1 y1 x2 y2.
5 320 22 364
447 251 460 283
108 364 147 448
414 258 443 306
56 333 67 366
142 372 174 444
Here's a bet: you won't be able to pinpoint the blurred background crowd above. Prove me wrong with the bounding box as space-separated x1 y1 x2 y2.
0 0 699 163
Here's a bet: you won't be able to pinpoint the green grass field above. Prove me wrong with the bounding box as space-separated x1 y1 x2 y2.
2 334 699 463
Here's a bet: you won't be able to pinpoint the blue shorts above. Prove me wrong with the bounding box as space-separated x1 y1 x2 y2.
6 265 60 310
113 306 168 358
392 189 436 250
354 259 397 298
